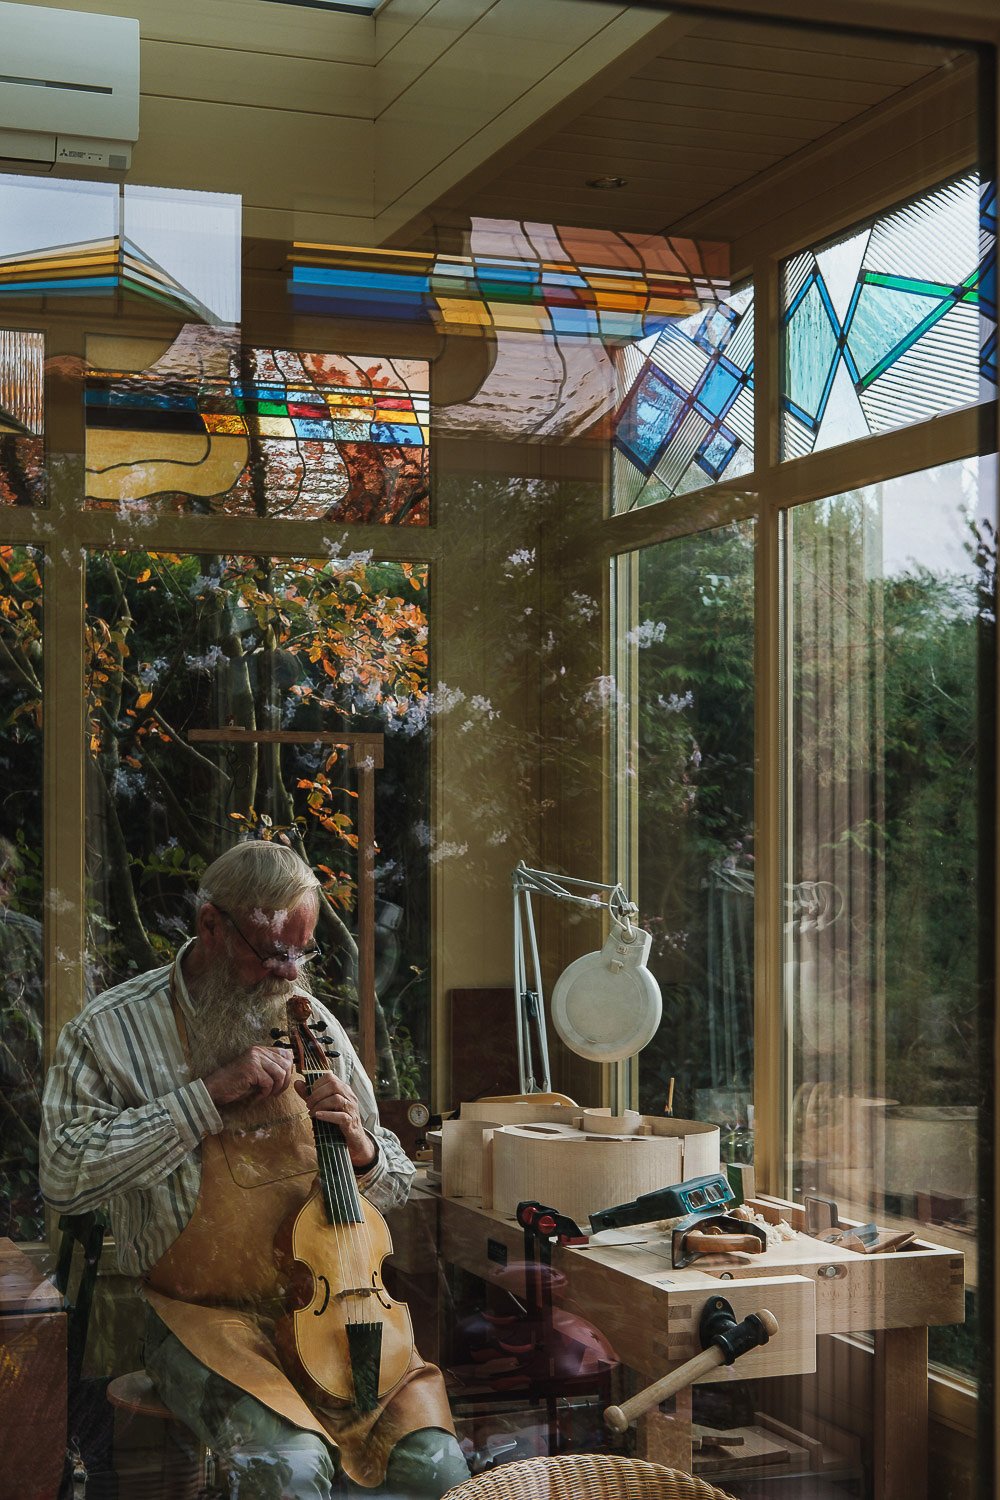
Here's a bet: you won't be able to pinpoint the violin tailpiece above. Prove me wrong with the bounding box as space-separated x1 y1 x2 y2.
346 1321 383 1413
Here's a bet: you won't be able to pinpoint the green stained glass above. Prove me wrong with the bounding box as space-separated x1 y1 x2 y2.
786 280 839 421
847 283 944 382
780 171 993 458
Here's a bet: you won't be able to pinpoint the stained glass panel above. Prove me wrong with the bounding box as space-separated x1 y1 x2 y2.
611 286 753 513
293 222 728 444
0 330 44 507
84 334 430 523
781 172 995 459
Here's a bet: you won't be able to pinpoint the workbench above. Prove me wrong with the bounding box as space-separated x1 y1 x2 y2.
414 1182 965 1499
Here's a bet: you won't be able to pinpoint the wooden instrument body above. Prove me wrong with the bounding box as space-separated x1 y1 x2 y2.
274 994 415 1412
275 1187 413 1406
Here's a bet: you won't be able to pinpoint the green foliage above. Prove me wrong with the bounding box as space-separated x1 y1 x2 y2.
82 548 432 1097
634 521 756 1119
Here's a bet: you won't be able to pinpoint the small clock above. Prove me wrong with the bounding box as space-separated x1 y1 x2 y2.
407 1101 431 1129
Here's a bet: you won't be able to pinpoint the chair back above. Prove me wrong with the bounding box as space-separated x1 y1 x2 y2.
54 1209 108 1388
442 1454 737 1500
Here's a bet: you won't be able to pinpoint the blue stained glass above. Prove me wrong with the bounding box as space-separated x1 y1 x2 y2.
617 367 687 472
695 360 741 420
612 282 754 511
550 307 599 337
780 170 993 458
785 279 839 422
292 417 334 440
694 303 737 354
697 428 738 479
371 422 424 446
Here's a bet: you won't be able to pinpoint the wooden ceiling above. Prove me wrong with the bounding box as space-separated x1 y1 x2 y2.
426 15 965 244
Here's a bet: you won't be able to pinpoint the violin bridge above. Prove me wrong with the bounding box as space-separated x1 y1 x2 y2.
335 1286 378 1302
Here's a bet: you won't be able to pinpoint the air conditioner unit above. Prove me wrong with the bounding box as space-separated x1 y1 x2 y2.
0 1 139 172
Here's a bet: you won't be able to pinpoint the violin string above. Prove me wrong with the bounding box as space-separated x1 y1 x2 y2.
298 1011 381 1330
300 1027 364 1326
300 1025 372 1328
291 1011 359 1326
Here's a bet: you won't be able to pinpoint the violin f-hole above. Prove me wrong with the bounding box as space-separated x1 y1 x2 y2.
372 1271 392 1311
314 1275 331 1316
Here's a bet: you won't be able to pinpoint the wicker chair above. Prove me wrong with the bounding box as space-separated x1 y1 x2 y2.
441 1454 738 1500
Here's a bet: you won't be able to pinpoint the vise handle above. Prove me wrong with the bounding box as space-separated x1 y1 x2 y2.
604 1301 779 1433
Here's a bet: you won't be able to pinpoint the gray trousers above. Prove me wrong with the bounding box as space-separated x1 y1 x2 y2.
144 1308 470 1500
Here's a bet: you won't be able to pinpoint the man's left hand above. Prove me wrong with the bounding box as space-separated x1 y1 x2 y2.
295 1073 377 1171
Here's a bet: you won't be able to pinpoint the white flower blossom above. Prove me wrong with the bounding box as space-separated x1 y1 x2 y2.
185 645 226 673
657 690 693 713
503 547 536 576
626 619 667 648
429 840 469 864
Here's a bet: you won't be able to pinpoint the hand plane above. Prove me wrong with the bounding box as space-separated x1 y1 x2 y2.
589 1173 768 1267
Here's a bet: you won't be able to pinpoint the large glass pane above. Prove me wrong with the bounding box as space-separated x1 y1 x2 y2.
84 550 431 1100
781 172 995 458
621 520 755 1139
0 545 43 1240
783 457 992 1382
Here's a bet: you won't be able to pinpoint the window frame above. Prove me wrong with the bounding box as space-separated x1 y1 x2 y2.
603 85 996 1447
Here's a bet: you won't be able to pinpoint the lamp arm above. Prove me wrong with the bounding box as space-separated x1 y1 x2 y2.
513 862 638 937
513 885 552 1093
511 861 643 1094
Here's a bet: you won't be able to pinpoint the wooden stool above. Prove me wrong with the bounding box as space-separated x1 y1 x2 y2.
107 1370 216 1499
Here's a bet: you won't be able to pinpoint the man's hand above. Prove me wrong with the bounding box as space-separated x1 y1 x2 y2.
202 1046 295 1109
295 1073 377 1172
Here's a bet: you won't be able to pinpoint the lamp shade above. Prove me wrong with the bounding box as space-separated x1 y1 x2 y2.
550 924 661 1063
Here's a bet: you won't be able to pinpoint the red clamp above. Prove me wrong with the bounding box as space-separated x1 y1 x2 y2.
516 1200 588 1247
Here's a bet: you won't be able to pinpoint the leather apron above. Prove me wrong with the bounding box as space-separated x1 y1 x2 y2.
144 986 454 1486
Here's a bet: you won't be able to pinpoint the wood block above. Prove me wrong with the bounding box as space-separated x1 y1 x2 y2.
441 1119 500 1199
693 1423 810 1476
756 1410 826 1471
717 1207 966 1335
636 1387 692 1469
874 1325 928 1500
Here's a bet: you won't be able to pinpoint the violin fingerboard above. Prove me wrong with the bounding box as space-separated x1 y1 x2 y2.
346 1322 383 1413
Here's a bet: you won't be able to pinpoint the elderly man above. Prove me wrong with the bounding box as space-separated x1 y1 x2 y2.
41 842 469 1499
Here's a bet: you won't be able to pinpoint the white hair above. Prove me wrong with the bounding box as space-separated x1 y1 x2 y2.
196 841 320 921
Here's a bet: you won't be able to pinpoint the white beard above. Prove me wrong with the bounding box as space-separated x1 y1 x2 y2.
187 954 311 1129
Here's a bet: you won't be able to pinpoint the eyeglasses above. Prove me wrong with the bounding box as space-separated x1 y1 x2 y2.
215 907 323 969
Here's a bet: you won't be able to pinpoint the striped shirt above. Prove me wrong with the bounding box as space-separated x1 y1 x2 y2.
39 941 415 1276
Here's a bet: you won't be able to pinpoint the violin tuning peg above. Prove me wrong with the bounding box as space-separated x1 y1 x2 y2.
270 1029 290 1042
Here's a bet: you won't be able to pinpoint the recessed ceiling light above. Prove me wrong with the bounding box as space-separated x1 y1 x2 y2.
586 175 628 190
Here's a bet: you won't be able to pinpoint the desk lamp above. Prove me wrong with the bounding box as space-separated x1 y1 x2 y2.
511 860 662 1095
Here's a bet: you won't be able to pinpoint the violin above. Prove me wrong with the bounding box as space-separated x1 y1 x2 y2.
274 994 414 1413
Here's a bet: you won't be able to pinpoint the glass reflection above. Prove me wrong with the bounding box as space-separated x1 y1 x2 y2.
84 551 431 1100
624 521 756 1134
783 457 990 1379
